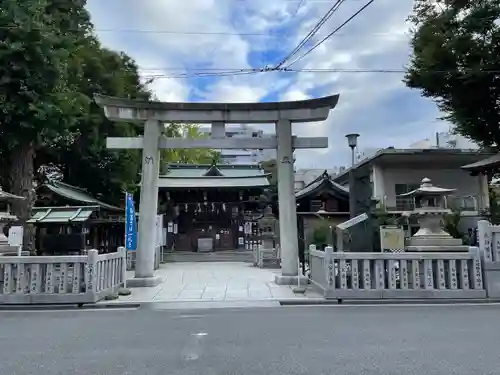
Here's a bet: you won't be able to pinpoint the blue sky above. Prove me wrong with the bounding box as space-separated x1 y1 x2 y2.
86 0 451 168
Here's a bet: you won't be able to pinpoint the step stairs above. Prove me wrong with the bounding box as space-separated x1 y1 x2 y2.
162 250 254 263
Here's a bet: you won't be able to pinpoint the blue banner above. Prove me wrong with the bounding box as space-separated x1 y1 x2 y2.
125 192 137 251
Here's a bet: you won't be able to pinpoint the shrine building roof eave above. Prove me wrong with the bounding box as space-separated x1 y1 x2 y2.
93 94 340 124
38 181 123 211
295 178 349 200
156 176 270 189
158 174 271 180
461 153 500 173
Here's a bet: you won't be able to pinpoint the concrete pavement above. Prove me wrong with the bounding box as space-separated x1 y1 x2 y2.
110 262 321 304
1 304 500 374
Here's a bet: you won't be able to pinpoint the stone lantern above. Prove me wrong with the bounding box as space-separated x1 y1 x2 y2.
255 205 280 268
0 186 25 251
400 178 468 252
257 205 279 251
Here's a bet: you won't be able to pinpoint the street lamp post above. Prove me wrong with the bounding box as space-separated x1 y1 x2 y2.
345 133 360 167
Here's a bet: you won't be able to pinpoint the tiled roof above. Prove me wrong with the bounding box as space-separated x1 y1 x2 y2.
295 170 349 199
38 180 122 211
159 164 269 188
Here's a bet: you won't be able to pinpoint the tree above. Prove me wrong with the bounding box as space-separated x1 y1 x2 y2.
38 43 151 205
0 0 90 247
260 159 278 186
162 123 221 167
405 0 500 148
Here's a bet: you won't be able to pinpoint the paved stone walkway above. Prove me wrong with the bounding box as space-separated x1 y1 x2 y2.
106 262 321 304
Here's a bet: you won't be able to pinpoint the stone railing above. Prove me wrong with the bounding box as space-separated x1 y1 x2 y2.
0 248 125 304
252 240 280 269
309 245 485 299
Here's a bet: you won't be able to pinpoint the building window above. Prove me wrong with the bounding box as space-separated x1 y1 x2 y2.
394 184 419 210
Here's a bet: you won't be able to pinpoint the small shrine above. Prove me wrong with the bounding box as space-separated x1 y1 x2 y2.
29 180 124 255
0 186 25 254
160 163 269 252
400 178 468 252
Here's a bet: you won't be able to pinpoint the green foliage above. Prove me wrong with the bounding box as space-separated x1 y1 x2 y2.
372 204 398 226
0 0 92 234
260 159 278 186
488 187 500 224
38 44 151 205
312 219 332 249
443 207 464 240
405 0 500 148
0 0 151 209
0 0 89 146
162 123 221 167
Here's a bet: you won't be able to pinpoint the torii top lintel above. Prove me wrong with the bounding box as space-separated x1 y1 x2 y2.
93 93 340 124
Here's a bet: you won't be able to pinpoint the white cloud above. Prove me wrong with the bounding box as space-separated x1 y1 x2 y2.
86 0 450 167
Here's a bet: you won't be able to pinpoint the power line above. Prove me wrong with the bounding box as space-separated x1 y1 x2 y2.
140 67 500 81
274 0 346 70
0 25 411 38
285 0 376 68
0 25 272 36
290 0 305 18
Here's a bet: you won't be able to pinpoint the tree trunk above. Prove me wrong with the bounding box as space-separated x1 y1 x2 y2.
9 142 36 252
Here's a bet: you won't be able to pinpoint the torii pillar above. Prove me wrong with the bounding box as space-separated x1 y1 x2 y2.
95 94 339 287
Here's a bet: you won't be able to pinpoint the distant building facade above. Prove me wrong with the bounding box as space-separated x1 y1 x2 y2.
410 132 478 150
199 124 276 165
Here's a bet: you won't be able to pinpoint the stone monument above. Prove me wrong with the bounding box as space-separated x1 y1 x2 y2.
255 206 280 268
0 186 25 255
401 178 468 252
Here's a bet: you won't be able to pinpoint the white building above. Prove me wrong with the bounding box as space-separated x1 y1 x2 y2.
410 132 478 150
333 148 493 234
199 124 276 165
350 132 478 168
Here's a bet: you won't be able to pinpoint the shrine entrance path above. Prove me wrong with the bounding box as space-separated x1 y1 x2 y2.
103 262 322 306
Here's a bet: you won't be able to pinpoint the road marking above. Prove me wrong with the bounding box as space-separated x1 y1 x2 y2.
191 332 208 336
176 314 206 319
182 332 208 361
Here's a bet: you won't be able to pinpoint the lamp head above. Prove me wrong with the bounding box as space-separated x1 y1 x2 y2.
345 133 360 148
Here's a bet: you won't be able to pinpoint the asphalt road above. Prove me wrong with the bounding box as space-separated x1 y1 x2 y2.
1 304 499 375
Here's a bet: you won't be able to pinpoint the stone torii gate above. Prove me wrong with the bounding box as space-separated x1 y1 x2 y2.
94 94 339 287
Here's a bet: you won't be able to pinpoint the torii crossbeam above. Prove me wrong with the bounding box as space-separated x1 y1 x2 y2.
94 94 340 287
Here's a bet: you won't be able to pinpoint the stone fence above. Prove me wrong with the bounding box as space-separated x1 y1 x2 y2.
0 248 125 304
477 220 500 298
309 245 485 300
